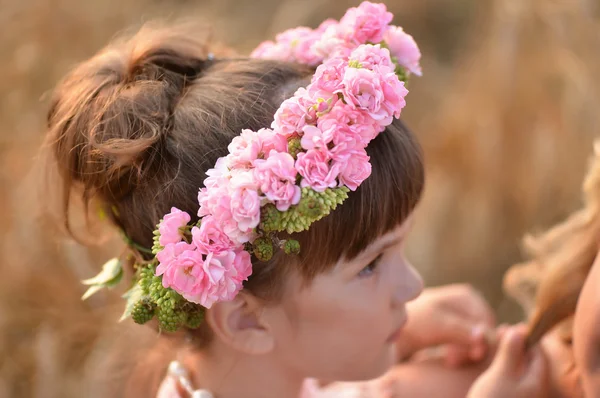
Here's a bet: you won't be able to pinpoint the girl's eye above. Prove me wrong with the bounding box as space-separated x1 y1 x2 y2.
358 254 383 278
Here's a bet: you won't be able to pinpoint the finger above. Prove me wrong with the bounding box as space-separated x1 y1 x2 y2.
491 324 528 373
521 346 548 387
444 285 496 327
437 315 486 347
444 345 471 367
468 340 488 362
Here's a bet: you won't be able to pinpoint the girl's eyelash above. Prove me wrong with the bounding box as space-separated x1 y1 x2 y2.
358 254 383 277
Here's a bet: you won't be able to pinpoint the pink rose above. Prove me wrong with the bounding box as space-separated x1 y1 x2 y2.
227 129 261 168
278 27 322 66
191 215 234 254
300 125 332 151
339 67 387 123
155 241 203 293
198 184 230 218
348 44 394 72
272 95 310 138
339 2 393 44
253 151 301 211
319 102 379 146
214 203 256 245
380 71 408 119
229 170 261 232
158 207 191 246
316 18 338 34
230 249 252 286
250 40 280 59
339 66 408 125
308 58 346 97
331 143 372 191
256 128 287 154
295 148 340 192
312 25 354 59
384 26 422 76
182 249 252 308
202 157 230 189
198 189 253 244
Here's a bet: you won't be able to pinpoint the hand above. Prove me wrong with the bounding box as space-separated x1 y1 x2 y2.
467 324 548 398
397 284 495 366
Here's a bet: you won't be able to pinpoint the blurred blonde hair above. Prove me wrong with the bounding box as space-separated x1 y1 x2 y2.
504 140 600 346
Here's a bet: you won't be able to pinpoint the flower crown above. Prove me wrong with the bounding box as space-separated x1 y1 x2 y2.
83 1 422 332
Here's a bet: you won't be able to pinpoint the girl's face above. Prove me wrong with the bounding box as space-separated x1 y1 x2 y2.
541 318 583 398
573 252 600 397
265 216 423 382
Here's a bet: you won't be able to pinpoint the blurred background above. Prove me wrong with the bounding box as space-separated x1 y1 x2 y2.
1 0 600 396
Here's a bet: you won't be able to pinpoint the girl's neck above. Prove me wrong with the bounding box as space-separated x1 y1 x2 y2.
181 341 305 398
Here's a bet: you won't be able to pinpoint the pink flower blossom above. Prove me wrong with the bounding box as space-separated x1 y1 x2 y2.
348 44 394 72
316 18 338 33
227 129 287 169
339 66 408 124
272 95 310 138
380 71 408 119
227 129 262 169
300 125 332 151
384 26 422 76
182 249 253 308
295 148 340 192
155 241 203 293
250 40 280 59
253 151 301 211
254 151 301 211
338 2 393 44
198 184 230 218
282 27 323 66
191 215 234 254
309 58 346 97
339 67 387 122
312 26 354 59
256 128 288 154
202 157 230 189
331 143 372 191
317 102 379 146
158 207 191 246
228 170 261 232
230 249 252 286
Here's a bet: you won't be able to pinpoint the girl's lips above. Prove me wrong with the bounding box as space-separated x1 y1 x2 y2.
386 317 407 343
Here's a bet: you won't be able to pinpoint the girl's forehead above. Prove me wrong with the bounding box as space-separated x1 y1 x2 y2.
357 215 414 256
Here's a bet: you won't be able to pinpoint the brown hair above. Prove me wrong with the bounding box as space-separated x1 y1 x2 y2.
44 23 424 351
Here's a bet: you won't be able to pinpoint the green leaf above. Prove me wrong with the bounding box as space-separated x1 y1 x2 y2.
119 283 144 322
82 258 123 286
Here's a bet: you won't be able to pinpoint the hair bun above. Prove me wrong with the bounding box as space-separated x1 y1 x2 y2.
127 46 209 92
46 26 216 207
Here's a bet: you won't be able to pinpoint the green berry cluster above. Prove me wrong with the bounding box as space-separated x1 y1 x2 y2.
127 264 205 332
287 137 302 159
260 187 349 234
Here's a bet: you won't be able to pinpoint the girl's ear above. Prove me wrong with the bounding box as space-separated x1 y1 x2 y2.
205 293 275 355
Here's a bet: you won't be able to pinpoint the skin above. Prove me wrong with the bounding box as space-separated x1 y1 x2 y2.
181 216 423 398
574 248 600 398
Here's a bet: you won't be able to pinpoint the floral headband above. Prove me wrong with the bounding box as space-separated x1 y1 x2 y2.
83 1 422 332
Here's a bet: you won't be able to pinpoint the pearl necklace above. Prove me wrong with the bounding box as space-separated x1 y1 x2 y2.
167 361 215 398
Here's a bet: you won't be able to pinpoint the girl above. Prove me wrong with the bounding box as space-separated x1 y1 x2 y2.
43 2 544 397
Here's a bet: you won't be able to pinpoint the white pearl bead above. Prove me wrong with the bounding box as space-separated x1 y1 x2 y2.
167 361 189 378
192 390 214 398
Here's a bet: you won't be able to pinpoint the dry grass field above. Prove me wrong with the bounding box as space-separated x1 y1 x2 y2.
1 0 599 396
